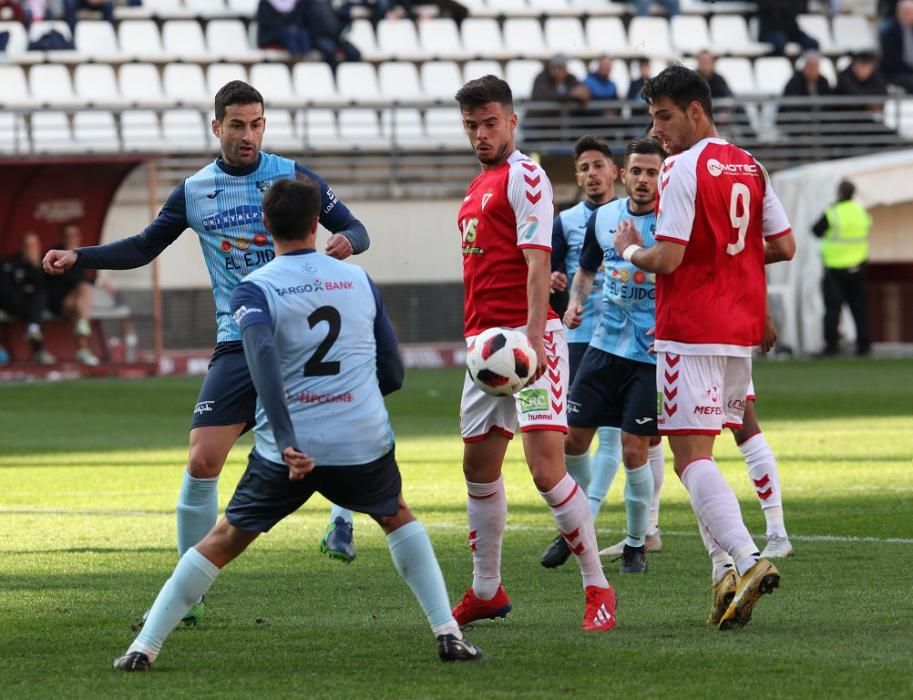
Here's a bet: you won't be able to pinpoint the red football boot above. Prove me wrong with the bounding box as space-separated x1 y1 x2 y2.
582 585 617 631
452 584 512 625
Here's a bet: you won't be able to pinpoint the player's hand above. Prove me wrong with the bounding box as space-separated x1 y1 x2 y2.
550 271 567 293
283 446 315 480
761 314 777 354
42 249 78 275
563 305 583 329
325 233 353 260
614 219 644 257
646 325 656 354
526 334 547 384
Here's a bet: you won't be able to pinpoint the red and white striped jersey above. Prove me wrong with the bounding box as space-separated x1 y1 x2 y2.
653 138 791 356
458 150 558 336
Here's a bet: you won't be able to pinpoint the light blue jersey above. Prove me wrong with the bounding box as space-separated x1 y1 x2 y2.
235 251 394 466
579 197 658 365
552 201 605 343
184 152 296 341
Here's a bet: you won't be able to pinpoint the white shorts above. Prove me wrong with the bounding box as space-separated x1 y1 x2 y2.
460 328 568 442
656 351 752 435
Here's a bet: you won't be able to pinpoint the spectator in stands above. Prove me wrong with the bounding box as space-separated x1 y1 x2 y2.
634 0 679 16
584 56 619 101
836 50 889 104
531 54 590 103
257 0 313 58
626 57 652 101
301 0 361 69
780 52 831 126
0 0 25 23
880 0 913 92
62 0 115 31
812 180 872 356
757 0 820 56
44 223 99 366
0 231 54 365
696 50 733 98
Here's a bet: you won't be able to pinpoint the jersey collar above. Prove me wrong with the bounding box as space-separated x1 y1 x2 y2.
282 248 317 256
216 153 262 176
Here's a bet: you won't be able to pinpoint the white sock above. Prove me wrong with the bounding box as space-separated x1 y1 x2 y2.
647 443 665 535
680 459 759 577
540 473 608 590
739 433 787 538
696 513 736 584
466 476 506 600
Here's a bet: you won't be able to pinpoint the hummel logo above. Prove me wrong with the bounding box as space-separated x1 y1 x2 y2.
634 417 654 425
206 189 224 199
593 604 612 627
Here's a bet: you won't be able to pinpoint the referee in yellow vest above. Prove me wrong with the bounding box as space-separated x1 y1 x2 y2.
811 180 872 356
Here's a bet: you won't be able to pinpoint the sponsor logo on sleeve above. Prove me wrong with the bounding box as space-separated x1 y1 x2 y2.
519 215 539 242
233 305 263 325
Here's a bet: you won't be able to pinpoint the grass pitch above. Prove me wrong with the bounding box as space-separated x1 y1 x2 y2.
1 359 911 699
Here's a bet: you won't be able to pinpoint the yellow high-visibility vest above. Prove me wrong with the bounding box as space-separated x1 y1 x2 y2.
821 200 871 269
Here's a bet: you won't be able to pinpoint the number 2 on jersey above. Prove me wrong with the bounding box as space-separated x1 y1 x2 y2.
304 306 341 376
726 183 751 256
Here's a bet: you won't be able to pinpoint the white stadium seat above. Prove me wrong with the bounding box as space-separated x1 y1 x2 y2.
461 18 510 61
119 63 169 107
378 62 424 102
163 108 209 151
797 14 836 54
0 113 29 153
122 110 163 151
336 63 381 103
338 108 385 147
709 15 770 57
0 65 36 108
486 0 536 16
74 64 125 106
207 63 248 96
227 0 258 14
74 21 121 61
29 64 80 107
144 0 190 18
714 57 757 96
261 109 299 150
162 19 213 61
185 0 230 17
505 59 543 100
293 62 342 105
376 18 425 60
528 0 571 13
627 17 674 58
249 63 296 106
818 55 837 86
298 108 340 148
671 15 711 55
421 61 463 102
586 18 630 58
502 18 548 60
544 17 591 59
0 21 29 61
463 59 504 82
347 20 387 61
753 56 793 95
28 20 71 44
832 15 876 53
73 111 119 152
163 63 209 107
419 18 469 60
31 111 78 153
425 106 464 146
381 107 425 147
206 19 264 62
118 20 171 61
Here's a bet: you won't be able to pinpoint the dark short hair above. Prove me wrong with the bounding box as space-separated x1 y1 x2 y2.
624 138 665 165
573 135 613 163
837 180 856 200
214 80 264 122
455 75 513 111
641 64 713 120
262 177 321 242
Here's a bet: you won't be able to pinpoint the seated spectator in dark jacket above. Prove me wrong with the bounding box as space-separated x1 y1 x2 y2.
627 57 652 101
45 222 99 366
257 0 312 57
302 0 360 68
880 0 913 92
0 231 54 365
696 50 733 98
63 0 114 31
527 54 589 141
836 51 889 102
584 56 619 101
779 52 831 126
758 0 819 56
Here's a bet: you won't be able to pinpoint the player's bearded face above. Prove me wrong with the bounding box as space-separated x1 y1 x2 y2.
462 103 517 167
214 103 266 167
622 153 662 207
575 150 616 202
647 97 696 156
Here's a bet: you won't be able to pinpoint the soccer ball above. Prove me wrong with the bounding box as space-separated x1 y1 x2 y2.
466 327 537 397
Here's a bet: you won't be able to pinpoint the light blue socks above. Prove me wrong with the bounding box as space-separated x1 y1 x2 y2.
588 427 622 520
130 548 220 661
564 451 592 493
386 520 460 638
176 472 219 556
624 462 655 548
329 503 354 525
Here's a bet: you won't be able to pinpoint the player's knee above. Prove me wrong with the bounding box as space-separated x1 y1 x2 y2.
622 444 648 469
186 450 225 478
564 431 591 456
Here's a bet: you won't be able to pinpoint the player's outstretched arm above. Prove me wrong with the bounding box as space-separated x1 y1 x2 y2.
43 183 189 274
297 164 370 259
